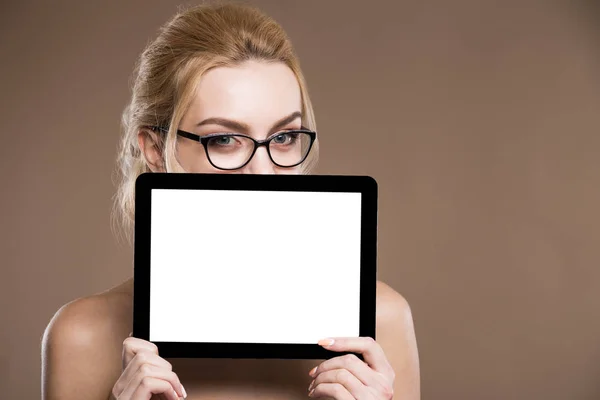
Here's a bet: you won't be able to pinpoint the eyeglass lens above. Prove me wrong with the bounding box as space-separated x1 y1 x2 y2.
206 131 312 169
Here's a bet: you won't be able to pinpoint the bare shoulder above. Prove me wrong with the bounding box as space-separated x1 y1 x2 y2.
376 280 414 324
375 280 416 345
375 280 421 400
44 279 133 341
42 279 133 400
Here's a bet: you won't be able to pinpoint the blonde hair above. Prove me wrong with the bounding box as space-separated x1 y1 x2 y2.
112 2 319 243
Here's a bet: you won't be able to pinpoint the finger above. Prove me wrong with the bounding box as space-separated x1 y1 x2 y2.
310 368 370 400
126 350 173 374
310 382 355 400
123 337 160 368
310 354 388 391
115 351 174 398
318 337 392 376
124 364 185 399
129 376 180 400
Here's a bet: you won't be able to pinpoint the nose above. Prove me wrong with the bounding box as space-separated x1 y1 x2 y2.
242 146 276 174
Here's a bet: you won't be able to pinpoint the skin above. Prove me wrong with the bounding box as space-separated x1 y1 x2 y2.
42 61 420 400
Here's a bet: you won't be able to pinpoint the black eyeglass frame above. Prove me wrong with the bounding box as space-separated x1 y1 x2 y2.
151 126 317 171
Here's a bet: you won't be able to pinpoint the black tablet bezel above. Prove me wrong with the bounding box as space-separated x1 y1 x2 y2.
133 172 378 359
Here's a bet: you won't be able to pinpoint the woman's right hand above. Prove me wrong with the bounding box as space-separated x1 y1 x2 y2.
110 335 187 400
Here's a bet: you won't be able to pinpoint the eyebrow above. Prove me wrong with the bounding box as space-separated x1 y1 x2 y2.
195 111 303 134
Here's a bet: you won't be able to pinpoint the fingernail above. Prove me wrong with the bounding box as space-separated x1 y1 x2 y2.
173 390 178 398
128 332 133 337
309 388 315 397
309 366 318 377
308 380 315 391
181 384 187 398
318 338 335 347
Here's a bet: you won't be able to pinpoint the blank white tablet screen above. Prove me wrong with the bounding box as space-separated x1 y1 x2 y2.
149 189 362 344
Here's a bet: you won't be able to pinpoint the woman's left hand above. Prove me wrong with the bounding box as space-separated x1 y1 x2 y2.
308 337 396 399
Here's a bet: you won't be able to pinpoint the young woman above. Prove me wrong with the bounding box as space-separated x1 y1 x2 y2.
42 3 420 400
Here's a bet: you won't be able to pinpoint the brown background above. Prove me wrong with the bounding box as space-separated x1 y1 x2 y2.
1 0 599 399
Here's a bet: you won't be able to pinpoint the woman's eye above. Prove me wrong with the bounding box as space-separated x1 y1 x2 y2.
272 132 298 144
210 136 234 146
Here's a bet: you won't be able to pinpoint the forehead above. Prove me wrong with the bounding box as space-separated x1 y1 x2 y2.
182 61 302 130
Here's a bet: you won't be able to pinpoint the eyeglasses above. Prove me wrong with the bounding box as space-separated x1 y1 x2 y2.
151 126 317 171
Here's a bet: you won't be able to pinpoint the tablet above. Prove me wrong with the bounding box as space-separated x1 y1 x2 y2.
132 172 378 359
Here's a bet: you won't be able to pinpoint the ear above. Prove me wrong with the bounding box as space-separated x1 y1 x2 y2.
138 128 165 172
